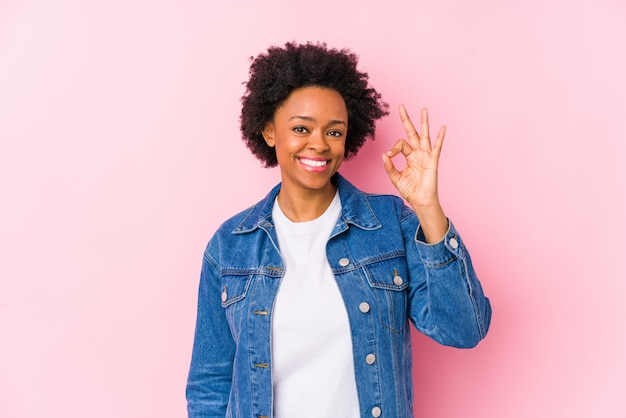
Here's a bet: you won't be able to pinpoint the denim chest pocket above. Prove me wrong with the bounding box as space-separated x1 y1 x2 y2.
363 258 409 333
219 274 255 342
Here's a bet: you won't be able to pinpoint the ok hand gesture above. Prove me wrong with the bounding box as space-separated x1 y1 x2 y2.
382 106 448 243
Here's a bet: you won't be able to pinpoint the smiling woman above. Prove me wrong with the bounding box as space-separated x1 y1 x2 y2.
185 41 492 418
262 87 348 221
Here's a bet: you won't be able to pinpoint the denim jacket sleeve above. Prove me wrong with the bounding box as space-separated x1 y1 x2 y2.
402 206 492 348
186 248 234 417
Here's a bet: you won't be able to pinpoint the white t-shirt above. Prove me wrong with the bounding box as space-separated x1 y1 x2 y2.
271 192 360 417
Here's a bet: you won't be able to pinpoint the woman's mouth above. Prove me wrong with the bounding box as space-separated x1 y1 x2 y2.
298 157 328 168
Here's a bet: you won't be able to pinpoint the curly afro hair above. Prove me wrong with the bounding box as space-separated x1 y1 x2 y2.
240 42 389 167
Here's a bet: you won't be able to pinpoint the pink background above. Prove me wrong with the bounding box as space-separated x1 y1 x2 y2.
1 0 625 417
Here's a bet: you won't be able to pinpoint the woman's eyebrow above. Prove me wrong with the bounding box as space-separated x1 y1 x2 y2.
288 115 347 126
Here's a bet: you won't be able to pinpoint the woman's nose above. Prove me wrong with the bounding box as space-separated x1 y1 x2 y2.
308 130 330 151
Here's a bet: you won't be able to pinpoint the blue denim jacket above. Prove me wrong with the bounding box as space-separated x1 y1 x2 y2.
187 173 491 418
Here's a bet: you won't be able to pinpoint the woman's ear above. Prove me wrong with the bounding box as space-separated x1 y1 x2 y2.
262 122 275 147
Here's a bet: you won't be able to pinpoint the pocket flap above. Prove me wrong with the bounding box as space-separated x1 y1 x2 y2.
364 259 409 291
220 275 252 307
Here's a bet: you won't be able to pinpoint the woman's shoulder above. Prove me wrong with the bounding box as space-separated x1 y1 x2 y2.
213 202 265 236
336 174 414 221
364 192 415 221
203 199 268 259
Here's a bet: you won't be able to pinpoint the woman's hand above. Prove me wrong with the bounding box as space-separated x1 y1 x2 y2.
382 106 448 243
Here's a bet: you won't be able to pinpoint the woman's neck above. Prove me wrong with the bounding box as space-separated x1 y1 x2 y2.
276 184 337 223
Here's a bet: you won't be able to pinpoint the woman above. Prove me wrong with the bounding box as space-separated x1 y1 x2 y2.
186 42 491 418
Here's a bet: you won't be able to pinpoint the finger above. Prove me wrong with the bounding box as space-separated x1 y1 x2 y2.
385 138 414 158
381 153 401 183
420 108 432 152
399 105 420 148
432 125 446 159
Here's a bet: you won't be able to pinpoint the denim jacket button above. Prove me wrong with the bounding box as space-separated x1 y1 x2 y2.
449 237 459 249
393 275 403 286
371 406 382 417
359 302 370 313
339 257 350 267
365 354 376 364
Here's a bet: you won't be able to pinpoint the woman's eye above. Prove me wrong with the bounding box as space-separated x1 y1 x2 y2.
328 130 344 137
293 126 308 133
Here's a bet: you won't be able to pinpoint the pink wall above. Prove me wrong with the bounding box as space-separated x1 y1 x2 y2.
1 0 625 416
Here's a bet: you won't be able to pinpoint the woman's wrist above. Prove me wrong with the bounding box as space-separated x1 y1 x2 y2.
412 203 447 243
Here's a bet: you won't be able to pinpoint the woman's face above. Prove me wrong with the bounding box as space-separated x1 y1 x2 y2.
263 86 348 196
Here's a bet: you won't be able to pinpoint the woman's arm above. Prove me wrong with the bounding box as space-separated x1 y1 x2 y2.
186 251 234 417
402 209 492 348
384 106 491 346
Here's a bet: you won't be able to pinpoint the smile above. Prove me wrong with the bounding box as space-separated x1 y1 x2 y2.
299 158 328 168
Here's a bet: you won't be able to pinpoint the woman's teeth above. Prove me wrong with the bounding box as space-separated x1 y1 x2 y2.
300 158 327 167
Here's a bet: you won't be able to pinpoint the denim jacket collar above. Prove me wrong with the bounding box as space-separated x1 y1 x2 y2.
232 173 381 234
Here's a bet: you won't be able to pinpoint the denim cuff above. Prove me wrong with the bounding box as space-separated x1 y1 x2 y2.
415 220 466 266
